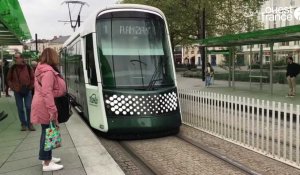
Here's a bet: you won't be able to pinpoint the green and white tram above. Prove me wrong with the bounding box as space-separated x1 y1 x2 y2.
61 4 181 137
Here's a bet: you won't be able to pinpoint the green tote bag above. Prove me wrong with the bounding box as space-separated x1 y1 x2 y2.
44 121 62 151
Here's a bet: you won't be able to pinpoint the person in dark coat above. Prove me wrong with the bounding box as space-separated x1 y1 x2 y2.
7 52 35 131
286 57 300 97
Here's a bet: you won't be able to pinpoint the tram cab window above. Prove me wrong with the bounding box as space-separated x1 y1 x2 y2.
86 34 98 86
96 11 175 89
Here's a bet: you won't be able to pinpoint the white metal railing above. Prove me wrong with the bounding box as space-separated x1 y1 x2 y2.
178 89 300 169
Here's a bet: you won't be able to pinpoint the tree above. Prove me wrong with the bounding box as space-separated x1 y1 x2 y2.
121 0 266 48
122 0 197 51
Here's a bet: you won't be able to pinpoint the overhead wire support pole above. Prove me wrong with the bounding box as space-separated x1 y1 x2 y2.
60 1 89 31
1 46 3 96
200 8 206 82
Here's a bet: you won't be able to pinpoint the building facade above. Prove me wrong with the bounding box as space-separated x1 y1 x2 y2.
26 36 69 54
180 44 225 67
243 0 300 65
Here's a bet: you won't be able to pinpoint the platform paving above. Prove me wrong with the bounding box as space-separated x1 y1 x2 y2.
0 94 124 175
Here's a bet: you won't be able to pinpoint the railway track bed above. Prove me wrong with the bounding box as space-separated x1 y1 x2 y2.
97 124 300 175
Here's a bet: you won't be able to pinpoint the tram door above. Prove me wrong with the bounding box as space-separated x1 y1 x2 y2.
84 33 108 132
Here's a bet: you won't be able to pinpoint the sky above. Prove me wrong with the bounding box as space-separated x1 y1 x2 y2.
19 0 119 40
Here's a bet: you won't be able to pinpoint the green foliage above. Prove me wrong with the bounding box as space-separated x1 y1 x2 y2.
249 63 286 70
22 51 39 61
121 0 266 48
273 59 286 66
181 70 300 84
182 70 202 78
248 64 260 69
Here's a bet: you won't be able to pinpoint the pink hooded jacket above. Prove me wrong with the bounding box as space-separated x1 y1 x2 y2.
31 63 66 124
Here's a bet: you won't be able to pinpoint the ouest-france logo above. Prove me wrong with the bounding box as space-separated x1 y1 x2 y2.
294 7 300 20
262 6 300 22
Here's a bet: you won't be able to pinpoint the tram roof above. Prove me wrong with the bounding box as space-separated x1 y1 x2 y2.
198 24 300 47
64 4 167 47
0 0 31 45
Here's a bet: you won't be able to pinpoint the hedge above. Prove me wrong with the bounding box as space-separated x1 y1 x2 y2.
181 70 300 84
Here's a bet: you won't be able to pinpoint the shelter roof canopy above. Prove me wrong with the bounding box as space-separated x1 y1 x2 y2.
198 24 300 47
0 0 31 45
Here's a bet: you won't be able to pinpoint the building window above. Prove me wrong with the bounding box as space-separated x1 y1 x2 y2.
294 41 300 46
280 42 289 46
265 56 270 63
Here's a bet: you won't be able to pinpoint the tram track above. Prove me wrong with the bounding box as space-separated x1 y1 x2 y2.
81 107 262 175
97 135 157 175
95 122 300 175
114 135 262 175
176 134 261 175
119 141 158 175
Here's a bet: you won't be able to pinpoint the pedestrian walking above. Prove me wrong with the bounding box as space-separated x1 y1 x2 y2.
7 52 35 131
205 62 214 87
31 48 66 172
286 56 300 97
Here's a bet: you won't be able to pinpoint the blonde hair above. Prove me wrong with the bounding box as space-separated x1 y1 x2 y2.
40 48 59 66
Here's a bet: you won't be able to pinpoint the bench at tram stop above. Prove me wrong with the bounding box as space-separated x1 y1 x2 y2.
249 75 269 88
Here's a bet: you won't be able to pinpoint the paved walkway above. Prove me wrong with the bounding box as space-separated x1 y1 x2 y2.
177 73 300 106
0 94 124 175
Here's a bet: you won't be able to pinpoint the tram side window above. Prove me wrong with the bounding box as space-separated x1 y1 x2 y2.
86 34 98 86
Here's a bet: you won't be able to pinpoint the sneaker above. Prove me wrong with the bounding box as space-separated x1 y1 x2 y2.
0 111 4 117
0 114 8 121
20 125 27 131
42 157 61 165
42 162 63 172
28 124 36 131
286 94 293 97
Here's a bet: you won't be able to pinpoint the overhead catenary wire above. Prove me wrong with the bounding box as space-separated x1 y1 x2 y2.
59 1 89 32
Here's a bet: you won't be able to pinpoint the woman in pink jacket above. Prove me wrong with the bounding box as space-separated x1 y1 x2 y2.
31 48 66 172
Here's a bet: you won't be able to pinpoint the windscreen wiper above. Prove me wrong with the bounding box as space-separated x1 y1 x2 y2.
147 57 162 90
130 56 147 87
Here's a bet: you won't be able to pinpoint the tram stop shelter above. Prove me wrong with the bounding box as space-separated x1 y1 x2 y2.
0 0 31 95
0 0 31 46
198 24 300 94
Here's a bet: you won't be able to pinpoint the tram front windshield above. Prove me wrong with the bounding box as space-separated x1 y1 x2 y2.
96 11 175 89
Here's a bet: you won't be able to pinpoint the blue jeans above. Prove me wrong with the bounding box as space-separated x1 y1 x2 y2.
205 76 211 86
14 91 32 127
39 124 52 160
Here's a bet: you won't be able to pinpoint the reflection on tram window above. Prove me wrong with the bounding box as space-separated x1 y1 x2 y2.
96 12 175 89
86 34 98 86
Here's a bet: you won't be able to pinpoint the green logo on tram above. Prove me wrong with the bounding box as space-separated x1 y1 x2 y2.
89 94 98 105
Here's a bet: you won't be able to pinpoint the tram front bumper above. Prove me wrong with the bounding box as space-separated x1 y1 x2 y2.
106 113 181 135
